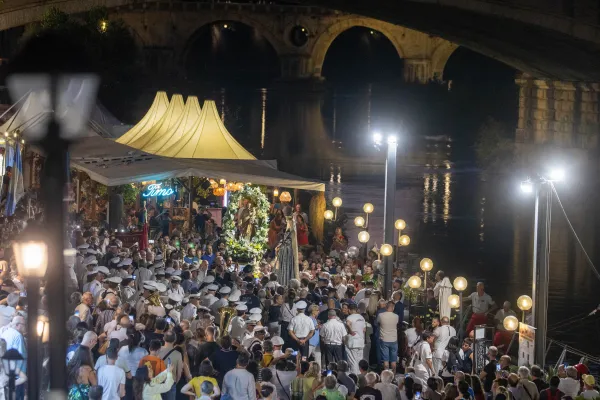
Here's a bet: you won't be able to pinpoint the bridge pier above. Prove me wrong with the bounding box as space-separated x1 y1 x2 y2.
403 58 433 84
516 73 600 149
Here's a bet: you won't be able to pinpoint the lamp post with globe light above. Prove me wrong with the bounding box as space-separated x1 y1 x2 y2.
12 224 48 400
520 168 564 365
7 31 100 397
332 197 342 220
517 295 533 322
394 219 407 267
359 203 374 260
420 258 433 292
453 276 468 340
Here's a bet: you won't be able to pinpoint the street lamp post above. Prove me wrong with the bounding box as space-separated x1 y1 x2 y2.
517 295 533 322
407 275 422 319
2 349 24 400
332 197 342 220
374 133 398 298
453 276 468 340
361 203 374 260
12 225 49 400
7 31 100 397
394 219 406 267
521 169 563 366
420 258 433 292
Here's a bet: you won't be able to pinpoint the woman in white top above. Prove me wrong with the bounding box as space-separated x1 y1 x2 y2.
405 317 424 350
133 364 174 400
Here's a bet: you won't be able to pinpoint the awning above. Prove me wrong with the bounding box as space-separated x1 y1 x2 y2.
70 136 325 191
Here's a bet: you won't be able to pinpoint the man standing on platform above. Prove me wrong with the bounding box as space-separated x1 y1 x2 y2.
464 282 496 335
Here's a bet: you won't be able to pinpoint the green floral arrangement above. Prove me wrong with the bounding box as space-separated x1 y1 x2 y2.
222 185 270 262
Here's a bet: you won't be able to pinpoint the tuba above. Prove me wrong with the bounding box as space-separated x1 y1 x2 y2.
146 292 164 307
218 307 236 338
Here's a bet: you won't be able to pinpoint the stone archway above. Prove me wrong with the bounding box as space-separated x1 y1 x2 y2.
178 13 286 71
310 17 405 78
431 41 459 80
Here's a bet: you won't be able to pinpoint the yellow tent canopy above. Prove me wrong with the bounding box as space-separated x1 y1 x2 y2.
117 91 170 145
117 93 256 160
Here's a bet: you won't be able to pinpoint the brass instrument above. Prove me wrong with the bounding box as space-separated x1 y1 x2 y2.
218 307 236 338
147 291 164 307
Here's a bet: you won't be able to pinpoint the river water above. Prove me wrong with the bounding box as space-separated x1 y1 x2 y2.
165 82 596 360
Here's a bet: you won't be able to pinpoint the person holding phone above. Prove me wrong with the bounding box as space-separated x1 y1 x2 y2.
157 331 183 400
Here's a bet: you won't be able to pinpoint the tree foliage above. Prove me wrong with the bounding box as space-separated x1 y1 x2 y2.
474 117 515 171
23 7 139 116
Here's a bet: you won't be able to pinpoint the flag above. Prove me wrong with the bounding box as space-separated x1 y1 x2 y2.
5 142 24 216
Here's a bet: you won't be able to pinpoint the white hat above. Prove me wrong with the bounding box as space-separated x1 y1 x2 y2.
219 287 232 294
235 304 248 311
77 244 90 250
271 336 284 346
86 271 97 276
117 262 125 268
295 301 307 310
83 256 98 266
165 267 175 275
229 292 241 302
189 293 201 298
106 276 122 284
182 297 189 304
110 257 120 264
165 304 174 310
249 307 262 315
96 266 110 275
203 276 215 284
122 258 133 266
171 276 182 282
152 262 164 269
248 314 261 323
189 265 199 272
86 249 97 255
143 281 158 291
198 306 211 312
207 284 218 291
253 325 267 333
155 283 167 293
168 293 183 303
155 254 164 261
123 275 134 280
172 270 182 276
155 269 166 276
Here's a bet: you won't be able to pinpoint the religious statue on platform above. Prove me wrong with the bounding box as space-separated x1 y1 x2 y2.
275 205 299 286
236 198 256 241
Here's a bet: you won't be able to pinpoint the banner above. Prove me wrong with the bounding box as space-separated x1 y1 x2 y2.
4 143 24 216
518 322 536 366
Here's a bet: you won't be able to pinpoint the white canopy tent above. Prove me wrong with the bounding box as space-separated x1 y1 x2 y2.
70 136 325 191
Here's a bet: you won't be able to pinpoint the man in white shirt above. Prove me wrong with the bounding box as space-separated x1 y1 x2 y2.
582 375 600 400
97 347 126 400
320 309 347 364
333 275 347 300
222 352 256 400
377 301 400 371
210 287 231 318
433 316 456 374
345 303 366 374
91 266 110 303
229 304 248 342
413 331 435 381
181 294 200 321
558 365 581 398
288 301 315 358
464 282 496 334
201 284 219 308
108 315 131 342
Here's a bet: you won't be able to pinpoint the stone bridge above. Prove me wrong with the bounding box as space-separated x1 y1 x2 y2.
2 0 600 80
300 0 600 82
0 0 457 83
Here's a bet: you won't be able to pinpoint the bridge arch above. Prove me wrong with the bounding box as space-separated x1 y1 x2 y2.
431 41 459 80
311 17 405 77
178 13 286 69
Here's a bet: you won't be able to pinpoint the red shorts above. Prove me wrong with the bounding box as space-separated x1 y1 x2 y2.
466 313 487 335
493 330 514 350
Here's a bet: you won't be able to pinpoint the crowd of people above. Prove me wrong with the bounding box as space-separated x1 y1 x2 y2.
0 203 596 400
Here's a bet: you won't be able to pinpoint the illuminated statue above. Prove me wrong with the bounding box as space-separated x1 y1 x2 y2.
276 206 299 286
236 198 256 241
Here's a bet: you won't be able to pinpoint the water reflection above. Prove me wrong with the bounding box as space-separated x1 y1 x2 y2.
260 88 267 150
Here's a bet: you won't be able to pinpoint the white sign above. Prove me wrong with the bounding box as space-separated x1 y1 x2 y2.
518 322 536 367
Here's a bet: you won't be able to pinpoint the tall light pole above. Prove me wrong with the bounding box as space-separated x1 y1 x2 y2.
374 133 398 298
453 276 467 340
520 168 563 366
7 31 99 398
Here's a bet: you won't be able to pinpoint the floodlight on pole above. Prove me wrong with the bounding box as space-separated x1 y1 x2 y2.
548 168 565 182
